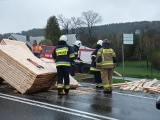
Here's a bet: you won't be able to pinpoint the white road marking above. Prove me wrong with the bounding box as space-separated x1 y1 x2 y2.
0 93 119 120
0 95 100 120
113 92 156 100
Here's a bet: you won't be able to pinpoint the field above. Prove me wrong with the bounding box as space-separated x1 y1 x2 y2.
115 61 160 79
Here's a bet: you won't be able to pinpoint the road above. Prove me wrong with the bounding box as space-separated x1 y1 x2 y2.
0 82 160 120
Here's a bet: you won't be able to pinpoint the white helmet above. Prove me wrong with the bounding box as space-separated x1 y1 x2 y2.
74 40 82 47
97 40 103 46
59 35 68 41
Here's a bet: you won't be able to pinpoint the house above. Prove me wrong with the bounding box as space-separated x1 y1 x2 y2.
6 34 44 47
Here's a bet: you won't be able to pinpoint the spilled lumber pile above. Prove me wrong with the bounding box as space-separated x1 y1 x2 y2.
113 79 160 94
0 39 57 94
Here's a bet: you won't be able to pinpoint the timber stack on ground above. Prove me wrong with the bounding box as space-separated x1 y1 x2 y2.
0 39 57 94
113 79 160 94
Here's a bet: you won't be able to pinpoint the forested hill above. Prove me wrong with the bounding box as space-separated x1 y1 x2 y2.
1 21 160 39
18 21 160 37
95 21 160 34
21 28 45 36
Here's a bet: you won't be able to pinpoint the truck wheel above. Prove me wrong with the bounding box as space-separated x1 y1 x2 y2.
156 96 160 110
74 65 80 73
81 65 90 74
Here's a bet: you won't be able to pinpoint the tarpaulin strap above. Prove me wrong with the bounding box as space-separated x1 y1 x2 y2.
27 58 44 69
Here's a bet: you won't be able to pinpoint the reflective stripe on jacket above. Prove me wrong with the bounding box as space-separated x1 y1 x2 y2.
52 43 74 67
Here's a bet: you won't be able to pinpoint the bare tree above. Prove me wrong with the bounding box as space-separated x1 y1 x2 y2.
80 10 102 41
57 14 71 34
70 17 83 34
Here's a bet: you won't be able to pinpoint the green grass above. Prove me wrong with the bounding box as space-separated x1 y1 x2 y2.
113 79 127 83
115 61 160 79
75 74 94 82
75 74 126 83
74 60 160 84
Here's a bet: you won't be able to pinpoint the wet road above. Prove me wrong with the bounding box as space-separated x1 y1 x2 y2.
0 83 160 120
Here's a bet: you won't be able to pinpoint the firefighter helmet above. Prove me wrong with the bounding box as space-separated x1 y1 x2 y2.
59 35 68 41
97 40 103 46
74 40 82 47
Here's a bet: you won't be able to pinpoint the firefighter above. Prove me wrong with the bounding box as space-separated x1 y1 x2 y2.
90 40 103 89
96 39 116 94
52 35 74 95
32 40 42 58
70 40 82 77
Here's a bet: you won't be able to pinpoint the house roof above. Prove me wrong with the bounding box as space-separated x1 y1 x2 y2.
6 34 44 47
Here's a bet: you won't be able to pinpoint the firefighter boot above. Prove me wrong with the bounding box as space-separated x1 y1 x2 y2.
108 84 113 94
64 89 69 95
96 83 103 89
57 88 66 95
64 86 70 95
103 84 111 94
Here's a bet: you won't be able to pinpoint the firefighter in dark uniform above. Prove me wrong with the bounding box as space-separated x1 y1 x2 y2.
90 40 103 89
52 35 75 95
70 40 82 77
96 39 116 94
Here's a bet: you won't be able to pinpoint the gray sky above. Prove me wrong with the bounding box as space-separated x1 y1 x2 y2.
0 0 160 34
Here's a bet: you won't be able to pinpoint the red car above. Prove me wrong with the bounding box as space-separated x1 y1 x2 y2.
40 45 56 59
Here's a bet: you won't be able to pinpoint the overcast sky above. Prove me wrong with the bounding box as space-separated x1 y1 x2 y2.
0 0 160 34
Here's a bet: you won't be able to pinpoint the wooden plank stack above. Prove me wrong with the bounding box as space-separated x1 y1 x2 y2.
0 39 57 94
1 39 32 53
113 79 160 94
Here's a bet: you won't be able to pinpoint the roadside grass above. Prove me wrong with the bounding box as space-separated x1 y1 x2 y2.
75 73 93 82
75 74 126 83
74 60 160 84
115 61 160 79
113 79 128 83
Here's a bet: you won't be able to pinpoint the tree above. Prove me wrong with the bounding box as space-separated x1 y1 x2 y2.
39 39 53 46
57 14 71 34
45 15 61 45
80 10 102 41
57 15 82 34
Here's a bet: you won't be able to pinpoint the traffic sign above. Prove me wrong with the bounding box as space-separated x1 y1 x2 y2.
123 34 133 44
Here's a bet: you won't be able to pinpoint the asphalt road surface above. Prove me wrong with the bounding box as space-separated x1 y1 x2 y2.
0 83 160 120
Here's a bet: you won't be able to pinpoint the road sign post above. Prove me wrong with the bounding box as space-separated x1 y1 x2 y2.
122 34 133 80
